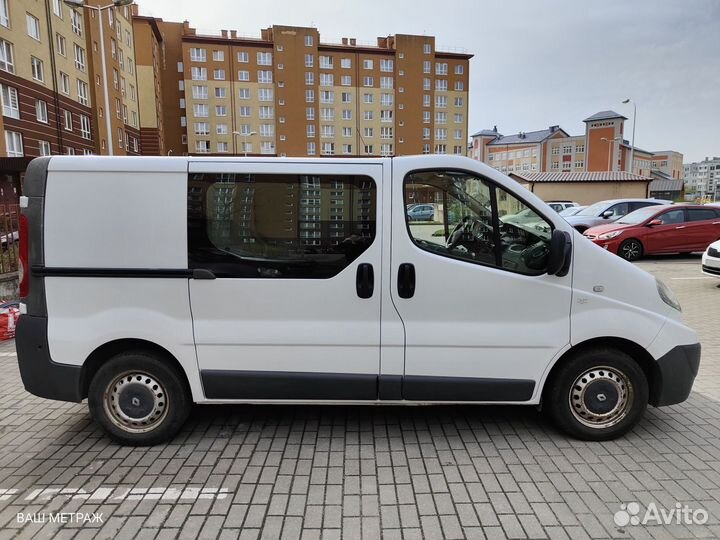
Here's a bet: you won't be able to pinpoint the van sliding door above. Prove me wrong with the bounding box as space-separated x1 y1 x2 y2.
186 161 383 401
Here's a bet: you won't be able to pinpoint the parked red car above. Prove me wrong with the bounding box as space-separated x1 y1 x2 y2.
583 205 720 261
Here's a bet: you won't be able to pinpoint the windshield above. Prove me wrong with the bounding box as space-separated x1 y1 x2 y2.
576 202 610 216
616 206 661 225
559 206 582 216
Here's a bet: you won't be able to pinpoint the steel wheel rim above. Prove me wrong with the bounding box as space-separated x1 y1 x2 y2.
103 371 169 433
621 241 640 260
569 366 633 429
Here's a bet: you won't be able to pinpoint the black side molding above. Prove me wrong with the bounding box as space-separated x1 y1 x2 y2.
202 370 378 400
403 375 535 402
32 266 193 278
15 315 84 403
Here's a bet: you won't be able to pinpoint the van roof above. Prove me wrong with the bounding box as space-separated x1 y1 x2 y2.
44 154 485 173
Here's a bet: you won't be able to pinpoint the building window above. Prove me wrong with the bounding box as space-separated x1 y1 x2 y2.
320 73 333 86
435 111 447 124
0 84 19 118
363 59 373 70
55 33 67 56
258 88 273 101
192 85 208 99
0 0 10 27
306 107 315 120
363 76 373 87
380 59 393 72
195 140 210 153
364 127 373 137
341 75 351 86
423 78 430 91
423 111 430 123
5 131 22 156
380 77 393 89
70 9 82 35
31 57 44 82
213 69 225 80
454 81 464 91
27 14 41 40
380 127 393 139
237 51 249 63
193 103 209 117
74 44 85 71
63 110 72 131
307 142 316 155
307 124 315 138
259 106 274 119
39 140 51 156
80 114 91 139
364 110 373 121
190 47 206 62
257 51 272 66
238 70 249 81
562 145 572 155
194 122 209 135
435 63 448 75
322 142 335 155
304 35 313 47
319 55 333 69
258 70 272 84
215 105 227 117
77 80 89 105
59 71 70 94
321 108 334 121
320 90 334 104
380 110 393 123
342 109 352 120
305 89 315 103
435 79 448 92
239 106 251 117
551 147 560 155
321 125 334 138
35 100 48 123
575 160 584 169
217 142 229 153
239 87 250 100
341 58 351 69
191 67 207 80
576 144 585 153
304 54 313 67
215 87 226 99
212 50 224 61
0 39 13 73
435 95 447 108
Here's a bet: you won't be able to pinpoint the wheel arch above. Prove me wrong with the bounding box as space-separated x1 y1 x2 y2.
80 338 192 400
540 336 658 405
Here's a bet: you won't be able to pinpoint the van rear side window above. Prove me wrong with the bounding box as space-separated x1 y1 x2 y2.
188 173 377 278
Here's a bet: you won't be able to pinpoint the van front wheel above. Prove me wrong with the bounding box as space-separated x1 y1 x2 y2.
545 348 648 440
88 351 191 446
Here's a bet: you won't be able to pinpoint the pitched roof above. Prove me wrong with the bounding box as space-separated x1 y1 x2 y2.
583 110 628 122
649 171 683 193
487 127 569 146
471 129 502 138
510 171 652 183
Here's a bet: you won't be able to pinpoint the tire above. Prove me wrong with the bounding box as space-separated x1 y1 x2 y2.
619 238 643 261
544 347 648 441
88 350 192 446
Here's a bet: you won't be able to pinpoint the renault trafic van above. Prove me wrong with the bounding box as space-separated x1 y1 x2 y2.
16 156 700 445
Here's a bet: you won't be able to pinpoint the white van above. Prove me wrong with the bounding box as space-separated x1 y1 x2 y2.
16 155 700 445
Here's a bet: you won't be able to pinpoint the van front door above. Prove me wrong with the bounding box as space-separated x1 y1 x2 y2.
390 165 573 402
187 161 383 401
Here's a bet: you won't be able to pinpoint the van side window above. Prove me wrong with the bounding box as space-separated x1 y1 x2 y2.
404 170 552 276
188 173 376 278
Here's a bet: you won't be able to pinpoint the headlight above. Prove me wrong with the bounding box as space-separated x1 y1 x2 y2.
598 230 623 240
657 278 681 311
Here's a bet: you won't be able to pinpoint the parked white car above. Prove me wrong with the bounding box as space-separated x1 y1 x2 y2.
702 240 720 278
16 155 699 445
546 201 579 213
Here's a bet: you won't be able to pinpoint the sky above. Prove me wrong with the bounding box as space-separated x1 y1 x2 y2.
138 0 720 163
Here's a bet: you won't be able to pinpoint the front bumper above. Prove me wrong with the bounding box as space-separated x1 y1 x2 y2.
650 343 701 406
701 251 720 277
587 237 622 254
16 314 84 402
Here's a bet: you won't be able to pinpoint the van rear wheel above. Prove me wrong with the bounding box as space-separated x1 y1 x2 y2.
88 351 191 446
545 348 648 440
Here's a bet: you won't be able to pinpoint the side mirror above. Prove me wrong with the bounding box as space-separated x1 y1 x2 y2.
601 210 614 219
547 229 572 277
647 219 663 226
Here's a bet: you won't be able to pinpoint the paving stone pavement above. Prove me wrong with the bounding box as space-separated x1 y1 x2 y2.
0 255 719 539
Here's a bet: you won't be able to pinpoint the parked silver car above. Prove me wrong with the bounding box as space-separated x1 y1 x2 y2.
564 198 671 232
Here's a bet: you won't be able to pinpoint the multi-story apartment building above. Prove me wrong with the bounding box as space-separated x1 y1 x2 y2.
684 156 720 200
469 110 683 179
169 23 471 158
0 0 141 165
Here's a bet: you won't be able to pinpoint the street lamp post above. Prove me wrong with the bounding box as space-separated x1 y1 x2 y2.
64 0 134 156
622 98 637 174
601 136 623 172
233 131 256 157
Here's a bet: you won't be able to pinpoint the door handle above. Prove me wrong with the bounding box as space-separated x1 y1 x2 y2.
356 263 374 299
675 226 686 229
397 263 416 299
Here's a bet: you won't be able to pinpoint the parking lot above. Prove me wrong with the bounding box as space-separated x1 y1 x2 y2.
0 256 718 540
